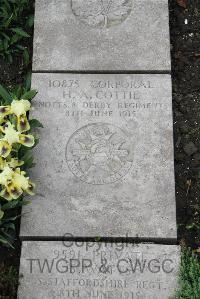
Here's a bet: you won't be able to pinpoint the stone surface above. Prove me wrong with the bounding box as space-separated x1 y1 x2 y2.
18 241 180 299
32 0 171 71
20 73 176 239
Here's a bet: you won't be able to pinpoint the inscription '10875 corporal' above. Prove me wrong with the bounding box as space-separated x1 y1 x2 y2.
71 0 133 28
66 123 133 185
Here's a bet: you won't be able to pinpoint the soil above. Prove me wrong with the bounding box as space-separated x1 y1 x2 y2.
169 0 200 249
0 0 199 297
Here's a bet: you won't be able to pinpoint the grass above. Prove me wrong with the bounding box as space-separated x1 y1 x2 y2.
174 249 200 299
0 263 18 299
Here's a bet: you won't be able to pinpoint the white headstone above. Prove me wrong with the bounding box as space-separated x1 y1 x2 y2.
33 0 171 71
20 73 176 239
18 241 180 299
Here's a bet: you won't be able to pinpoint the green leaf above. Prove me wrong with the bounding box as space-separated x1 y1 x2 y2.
2 200 20 211
7 53 13 64
24 156 34 169
2 199 29 211
20 151 35 169
4 13 14 28
21 200 31 206
29 119 43 128
0 235 10 245
23 48 30 66
13 85 23 99
32 137 40 148
15 44 25 51
11 27 30 38
21 89 37 101
10 33 20 45
3 38 8 51
4 215 20 222
1 32 10 41
0 84 13 104
26 14 34 27
24 72 32 91
0 234 14 248
0 210 4 220
3 222 15 230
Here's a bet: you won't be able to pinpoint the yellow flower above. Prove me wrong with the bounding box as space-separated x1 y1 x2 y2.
0 140 12 158
0 116 6 125
13 169 29 190
18 134 35 147
0 106 11 118
11 100 30 116
0 157 24 170
0 157 6 170
0 137 35 158
0 166 13 186
8 158 24 168
0 122 35 158
17 114 30 132
4 122 20 144
26 180 35 196
0 167 35 201
0 99 36 201
3 181 23 200
11 100 31 132
0 99 31 133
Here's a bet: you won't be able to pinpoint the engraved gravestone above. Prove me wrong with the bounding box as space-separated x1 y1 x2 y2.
18 241 180 299
66 123 133 185
33 0 171 71
20 73 177 239
71 0 133 28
